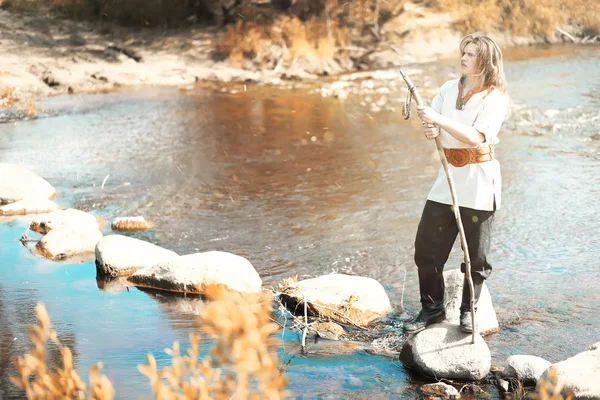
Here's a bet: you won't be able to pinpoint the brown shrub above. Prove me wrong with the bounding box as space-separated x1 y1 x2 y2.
435 0 600 36
218 14 350 69
1 82 40 115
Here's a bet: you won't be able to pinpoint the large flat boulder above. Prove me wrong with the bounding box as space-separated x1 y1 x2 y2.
36 227 103 260
279 274 393 327
95 235 178 277
30 209 100 234
503 355 551 383
537 342 600 399
0 198 60 216
444 269 499 335
400 322 491 380
128 251 262 294
0 164 57 205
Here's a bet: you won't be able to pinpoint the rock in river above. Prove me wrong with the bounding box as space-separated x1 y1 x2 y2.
400 322 491 381
443 269 499 336
95 235 178 277
111 216 151 231
36 226 103 260
537 342 600 399
30 208 100 234
503 355 551 383
0 163 57 204
279 273 393 327
128 251 262 294
0 198 60 216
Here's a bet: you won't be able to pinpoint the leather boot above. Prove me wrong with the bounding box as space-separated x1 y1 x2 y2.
404 307 446 334
460 310 474 333
404 268 446 334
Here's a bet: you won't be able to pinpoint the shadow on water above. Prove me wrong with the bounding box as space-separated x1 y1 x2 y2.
1 44 599 398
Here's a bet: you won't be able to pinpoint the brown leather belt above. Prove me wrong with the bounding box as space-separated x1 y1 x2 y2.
444 145 495 167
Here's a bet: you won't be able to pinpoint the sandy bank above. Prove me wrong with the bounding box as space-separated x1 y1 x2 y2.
0 5 597 105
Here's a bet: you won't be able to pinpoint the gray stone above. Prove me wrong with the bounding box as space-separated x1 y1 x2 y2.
36 227 102 260
444 269 499 335
30 209 100 234
537 342 600 399
128 251 262 294
0 163 57 205
420 382 461 399
400 322 491 380
310 321 345 341
0 198 60 216
279 274 393 327
503 355 551 382
95 235 178 277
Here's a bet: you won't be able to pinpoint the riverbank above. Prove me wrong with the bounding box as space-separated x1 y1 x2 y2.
1 4 598 108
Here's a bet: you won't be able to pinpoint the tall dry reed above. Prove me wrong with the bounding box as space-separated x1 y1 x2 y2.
138 285 287 399
11 303 115 399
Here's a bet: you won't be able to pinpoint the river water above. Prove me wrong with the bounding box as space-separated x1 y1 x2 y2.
1 44 599 399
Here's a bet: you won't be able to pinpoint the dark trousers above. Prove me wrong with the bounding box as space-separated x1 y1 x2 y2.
414 200 495 313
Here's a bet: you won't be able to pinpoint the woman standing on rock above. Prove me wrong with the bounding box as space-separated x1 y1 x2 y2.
403 34 509 334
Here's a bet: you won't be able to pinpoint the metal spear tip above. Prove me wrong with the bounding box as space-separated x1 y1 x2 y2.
399 69 407 78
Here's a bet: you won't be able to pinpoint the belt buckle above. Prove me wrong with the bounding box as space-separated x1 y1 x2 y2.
446 148 471 167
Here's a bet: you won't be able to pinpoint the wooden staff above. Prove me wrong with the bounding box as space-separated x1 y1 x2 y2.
399 69 476 343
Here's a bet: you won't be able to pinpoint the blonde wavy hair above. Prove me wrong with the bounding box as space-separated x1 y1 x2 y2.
460 34 508 94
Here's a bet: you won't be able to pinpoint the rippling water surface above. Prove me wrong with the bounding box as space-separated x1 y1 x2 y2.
1 44 599 398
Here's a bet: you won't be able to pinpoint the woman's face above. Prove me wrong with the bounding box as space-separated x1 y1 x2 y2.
461 43 479 76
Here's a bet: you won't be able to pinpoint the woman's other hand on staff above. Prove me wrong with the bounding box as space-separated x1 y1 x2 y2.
422 122 440 140
417 105 441 125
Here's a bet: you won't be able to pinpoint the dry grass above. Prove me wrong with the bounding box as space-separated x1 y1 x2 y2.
1 85 19 109
1 76 41 116
11 303 115 399
139 285 287 399
434 0 600 36
13 287 287 399
217 15 349 70
533 368 573 400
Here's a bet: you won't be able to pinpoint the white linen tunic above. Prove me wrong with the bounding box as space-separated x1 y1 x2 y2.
427 78 508 211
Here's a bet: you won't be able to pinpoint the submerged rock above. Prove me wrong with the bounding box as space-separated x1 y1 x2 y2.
420 382 461 399
310 321 345 341
95 235 178 277
399 322 491 380
36 227 103 260
503 355 551 383
443 269 499 335
30 208 100 234
537 342 600 399
0 198 60 216
96 276 131 294
111 216 151 231
279 274 392 327
371 335 405 355
128 251 262 294
0 163 57 205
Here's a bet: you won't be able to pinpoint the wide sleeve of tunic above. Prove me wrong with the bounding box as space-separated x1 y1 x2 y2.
473 89 509 145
